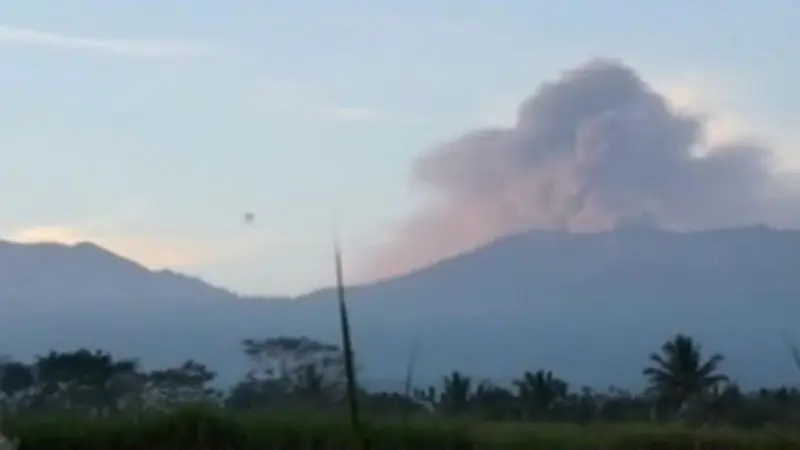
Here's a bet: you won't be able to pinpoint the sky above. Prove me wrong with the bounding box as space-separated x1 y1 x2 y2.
0 1 798 296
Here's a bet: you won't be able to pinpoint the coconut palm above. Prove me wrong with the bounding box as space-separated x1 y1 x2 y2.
643 334 728 415
513 370 568 416
440 371 473 415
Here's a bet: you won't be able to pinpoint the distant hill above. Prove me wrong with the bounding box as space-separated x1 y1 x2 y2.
1 226 800 390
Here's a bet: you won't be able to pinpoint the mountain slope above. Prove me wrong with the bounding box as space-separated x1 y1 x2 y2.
298 225 800 389
0 227 799 390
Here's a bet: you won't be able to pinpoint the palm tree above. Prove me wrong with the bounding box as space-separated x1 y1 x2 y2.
513 370 568 417
642 334 728 416
440 371 473 415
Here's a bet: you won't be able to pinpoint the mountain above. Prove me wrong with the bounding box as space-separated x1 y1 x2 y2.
1 226 800 390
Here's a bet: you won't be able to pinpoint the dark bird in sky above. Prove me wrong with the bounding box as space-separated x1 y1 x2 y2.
243 212 255 225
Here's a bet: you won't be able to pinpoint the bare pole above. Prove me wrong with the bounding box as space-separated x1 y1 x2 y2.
402 334 419 423
333 224 362 437
781 331 800 374
403 336 419 400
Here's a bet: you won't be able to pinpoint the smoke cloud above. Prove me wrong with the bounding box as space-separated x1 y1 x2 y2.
365 58 800 279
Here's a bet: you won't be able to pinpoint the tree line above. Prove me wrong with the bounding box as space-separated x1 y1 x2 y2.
0 333 798 428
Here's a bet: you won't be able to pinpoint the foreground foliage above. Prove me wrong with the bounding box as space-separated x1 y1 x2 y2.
0 407 798 450
2 332 800 449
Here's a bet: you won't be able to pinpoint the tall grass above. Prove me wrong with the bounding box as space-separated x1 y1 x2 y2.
1 407 798 449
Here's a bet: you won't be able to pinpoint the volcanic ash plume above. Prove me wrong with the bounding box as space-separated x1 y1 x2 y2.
365 58 798 280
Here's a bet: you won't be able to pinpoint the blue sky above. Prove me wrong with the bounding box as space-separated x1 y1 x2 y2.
0 1 798 295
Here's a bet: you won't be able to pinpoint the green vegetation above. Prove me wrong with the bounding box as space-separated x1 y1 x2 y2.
0 333 798 448
1 407 799 449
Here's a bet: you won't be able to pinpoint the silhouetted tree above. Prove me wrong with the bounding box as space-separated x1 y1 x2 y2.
0 359 35 411
6 334 800 428
514 370 569 418
643 334 728 419
472 381 517 420
31 349 139 412
439 371 473 416
147 359 218 407
233 336 345 409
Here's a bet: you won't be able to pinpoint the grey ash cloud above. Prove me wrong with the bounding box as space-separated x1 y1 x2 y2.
364 58 800 280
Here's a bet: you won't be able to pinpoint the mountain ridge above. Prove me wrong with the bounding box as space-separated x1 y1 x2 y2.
0 226 799 390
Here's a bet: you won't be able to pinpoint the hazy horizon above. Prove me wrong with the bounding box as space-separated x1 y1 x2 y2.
2 1 799 295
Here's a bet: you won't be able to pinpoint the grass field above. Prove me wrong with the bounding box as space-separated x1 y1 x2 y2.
1 407 798 449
